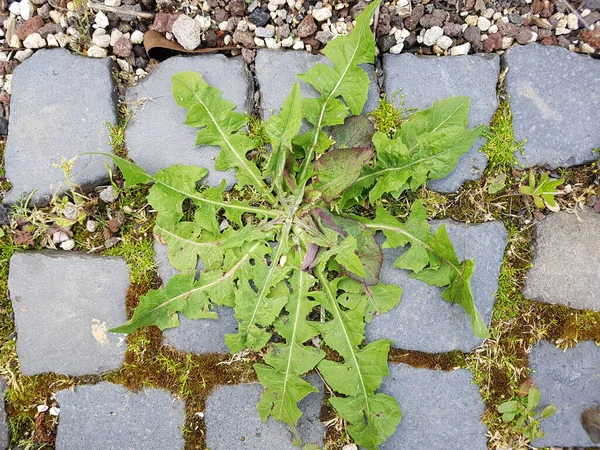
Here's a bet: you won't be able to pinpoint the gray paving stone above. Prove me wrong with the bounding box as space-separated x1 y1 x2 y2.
366 220 507 353
8 251 129 376
524 207 600 311
205 375 324 449
380 363 487 450
3 49 117 206
255 49 380 121
154 241 238 354
0 378 8 450
530 340 600 448
505 44 600 169
126 55 252 189
56 382 185 450
383 53 500 192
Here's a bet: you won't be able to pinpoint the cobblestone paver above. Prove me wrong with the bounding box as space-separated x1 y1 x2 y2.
367 220 507 353
381 364 487 450
205 375 324 449
125 54 251 189
0 378 7 450
505 44 600 169
154 241 238 354
255 49 379 120
530 340 600 448
524 207 600 311
8 251 129 376
3 49 117 206
383 53 500 192
56 382 185 450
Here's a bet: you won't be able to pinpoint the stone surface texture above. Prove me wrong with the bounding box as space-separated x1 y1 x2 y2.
154 241 238 354
126 55 252 189
530 340 600 448
205 376 324 449
381 364 487 450
3 49 117 206
0 377 7 450
255 49 379 120
524 207 600 311
8 251 129 376
505 44 600 169
383 53 499 192
366 220 507 353
56 382 185 450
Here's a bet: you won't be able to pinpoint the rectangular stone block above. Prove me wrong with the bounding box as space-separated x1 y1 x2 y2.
366 220 506 353
530 340 600 448
3 49 117 206
505 44 600 169
125 55 252 189
381 363 487 450
56 382 185 450
8 251 129 376
383 53 500 192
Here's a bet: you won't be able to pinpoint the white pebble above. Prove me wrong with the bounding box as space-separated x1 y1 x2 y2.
281 36 293 47
19 0 32 20
55 32 70 47
581 9 591 17
488 24 498 34
92 33 110 47
265 37 280 48
94 10 109 28
423 26 443 46
196 15 211 31
312 7 332 22
87 45 107 58
223 34 232 45
436 35 453 50
566 13 578 30
116 58 131 72
477 16 491 31
86 220 98 232
292 39 304 49
389 42 404 54
449 41 471 55
8 2 20 16
254 37 265 46
60 239 75 251
49 10 62 23
104 0 121 6
23 33 45 49
15 48 33 62
110 28 123 46
465 15 478 26
501 36 514 49
131 29 144 44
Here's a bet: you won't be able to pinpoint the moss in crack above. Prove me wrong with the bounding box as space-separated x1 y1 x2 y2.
481 99 522 173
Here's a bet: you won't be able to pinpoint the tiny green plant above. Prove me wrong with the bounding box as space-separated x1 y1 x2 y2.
519 170 563 212
497 380 556 442
98 2 488 448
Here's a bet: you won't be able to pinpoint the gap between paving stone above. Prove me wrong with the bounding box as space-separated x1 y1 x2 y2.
0 378 7 450
8 251 129 376
530 340 600 448
505 43 600 169
367 219 507 353
55 382 186 450
380 363 488 450
154 241 238 354
125 54 252 189
3 49 118 207
383 53 500 193
523 207 600 312
204 374 324 449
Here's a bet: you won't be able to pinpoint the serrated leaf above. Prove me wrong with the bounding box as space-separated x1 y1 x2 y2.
172 71 275 204
340 97 483 208
255 270 325 432
361 202 489 339
265 82 303 193
328 115 375 149
310 147 373 203
363 282 402 322
314 272 401 450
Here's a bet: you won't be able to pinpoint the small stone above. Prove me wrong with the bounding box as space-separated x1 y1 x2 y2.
264 37 279 48
450 41 471 55
23 33 46 49
112 36 132 57
37 23 62 39
508 11 525 26
297 14 317 37
254 26 274 38
8 2 20 15
99 186 117 203
464 26 481 44
465 15 478 26
105 0 120 6
152 12 182 33
15 49 34 62
16 16 44 41
86 220 98 232
477 16 491 31
488 24 498 34
292 39 304 49
315 29 333 44
276 23 290 39
378 34 396 52
312 7 332 22
423 26 443 46
92 33 110 48
52 231 69 244
20 0 32 20
94 10 109 28
343 445 358 450
130 29 144 44
87 45 107 58
435 35 452 50
515 27 533 44
248 7 270 27
55 32 70 47
566 13 578 29
109 28 122 46
443 22 462 37
49 10 62 23
60 239 75 250
172 15 202 50
232 29 253 46
396 0 411 18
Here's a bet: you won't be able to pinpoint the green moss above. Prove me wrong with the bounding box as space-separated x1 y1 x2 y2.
481 100 523 172
104 233 156 285
369 93 411 137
